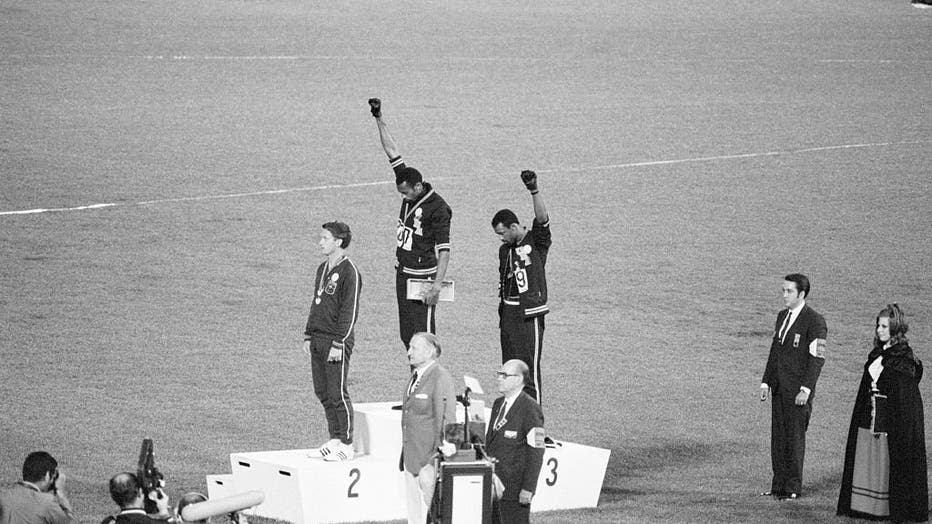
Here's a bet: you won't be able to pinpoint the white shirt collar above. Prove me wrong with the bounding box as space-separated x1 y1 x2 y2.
18 481 42 492
501 389 522 414
414 360 435 375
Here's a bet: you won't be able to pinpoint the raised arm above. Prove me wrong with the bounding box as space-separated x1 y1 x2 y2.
521 170 549 224
369 98 402 161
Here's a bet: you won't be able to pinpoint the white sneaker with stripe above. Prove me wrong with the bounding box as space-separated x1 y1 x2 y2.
323 442 355 462
307 439 340 459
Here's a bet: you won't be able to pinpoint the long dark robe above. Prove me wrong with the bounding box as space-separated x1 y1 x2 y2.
838 342 928 522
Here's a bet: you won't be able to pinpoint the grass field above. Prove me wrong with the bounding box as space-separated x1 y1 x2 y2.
2 1 931 522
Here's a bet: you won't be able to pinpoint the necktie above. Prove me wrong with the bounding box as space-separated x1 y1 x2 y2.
779 311 792 343
494 401 508 430
408 371 418 395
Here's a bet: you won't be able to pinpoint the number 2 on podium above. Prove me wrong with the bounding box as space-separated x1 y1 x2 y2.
347 468 360 498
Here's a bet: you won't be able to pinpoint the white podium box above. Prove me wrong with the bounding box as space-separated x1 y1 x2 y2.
530 441 611 512
229 449 406 523
205 474 237 501
352 402 400 458
208 400 609 523
353 402 609 512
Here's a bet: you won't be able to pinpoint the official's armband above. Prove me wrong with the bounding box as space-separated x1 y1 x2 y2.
810 338 826 358
527 427 546 449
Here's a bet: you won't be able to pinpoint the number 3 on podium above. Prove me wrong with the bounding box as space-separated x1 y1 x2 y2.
545 458 558 486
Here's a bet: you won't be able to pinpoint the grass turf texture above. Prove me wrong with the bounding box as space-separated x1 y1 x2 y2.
2 0 931 522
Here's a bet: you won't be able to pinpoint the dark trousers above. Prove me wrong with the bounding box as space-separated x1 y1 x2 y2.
500 303 544 404
309 335 353 444
770 390 812 494
492 499 530 524
396 271 437 347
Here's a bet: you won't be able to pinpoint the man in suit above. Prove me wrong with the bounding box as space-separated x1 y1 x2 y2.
400 332 457 524
485 359 545 524
760 273 827 500
105 472 171 524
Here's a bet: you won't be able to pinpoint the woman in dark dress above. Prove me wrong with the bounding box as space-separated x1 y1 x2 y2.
837 304 928 522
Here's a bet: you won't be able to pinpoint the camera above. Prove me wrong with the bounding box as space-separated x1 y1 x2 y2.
137 439 165 514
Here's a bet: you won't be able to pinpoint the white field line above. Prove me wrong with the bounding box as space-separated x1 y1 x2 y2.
3 54 543 63
4 54 930 64
1 140 928 217
548 140 930 173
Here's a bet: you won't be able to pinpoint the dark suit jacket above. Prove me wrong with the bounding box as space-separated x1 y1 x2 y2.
110 509 165 524
400 361 457 475
485 392 545 500
762 304 828 397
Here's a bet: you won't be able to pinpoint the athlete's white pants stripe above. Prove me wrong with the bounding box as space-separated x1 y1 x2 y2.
533 317 541 404
340 355 351 442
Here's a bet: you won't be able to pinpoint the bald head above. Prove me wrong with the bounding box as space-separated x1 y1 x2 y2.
497 359 529 395
109 472 143 508
504 359 528 378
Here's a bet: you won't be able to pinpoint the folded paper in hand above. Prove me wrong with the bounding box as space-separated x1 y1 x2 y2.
406 279 455 301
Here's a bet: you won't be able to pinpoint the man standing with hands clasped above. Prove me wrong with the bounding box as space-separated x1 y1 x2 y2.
368 98 452 350
759 273 827 500
485 359 545 524
492 170 551 404
400 332 457 524
303 221 362 462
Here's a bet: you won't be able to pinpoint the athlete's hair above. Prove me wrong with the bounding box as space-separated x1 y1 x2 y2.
109 472 143 508
22 451 57 483
784 273 811 298
395 167 423 188
491 209 520 228
413 332 442 357
875 303 909 347
322 221 352 249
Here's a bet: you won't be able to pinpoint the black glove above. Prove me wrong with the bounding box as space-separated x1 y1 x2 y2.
368 98 381 118
520 170 538 192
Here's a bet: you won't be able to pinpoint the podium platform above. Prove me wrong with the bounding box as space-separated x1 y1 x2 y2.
208 402 610 523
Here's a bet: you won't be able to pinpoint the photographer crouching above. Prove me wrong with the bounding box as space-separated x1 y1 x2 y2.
0 451 74 524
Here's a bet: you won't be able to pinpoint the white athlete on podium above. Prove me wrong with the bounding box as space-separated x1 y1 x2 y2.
302 221 362 462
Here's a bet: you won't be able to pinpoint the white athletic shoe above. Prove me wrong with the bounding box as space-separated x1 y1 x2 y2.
307 439 340 459
323 442 355 462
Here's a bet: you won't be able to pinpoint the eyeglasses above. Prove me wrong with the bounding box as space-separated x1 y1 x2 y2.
496 372 520 378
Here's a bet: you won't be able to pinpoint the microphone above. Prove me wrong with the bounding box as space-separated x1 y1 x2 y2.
180 491 264 521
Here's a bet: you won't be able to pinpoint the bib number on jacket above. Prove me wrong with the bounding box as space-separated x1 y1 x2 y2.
513 267 529 293
397 222 413 251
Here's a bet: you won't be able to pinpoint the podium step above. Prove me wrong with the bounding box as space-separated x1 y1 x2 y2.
230 450 406 523
210 402 611 523
205 474 237 500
